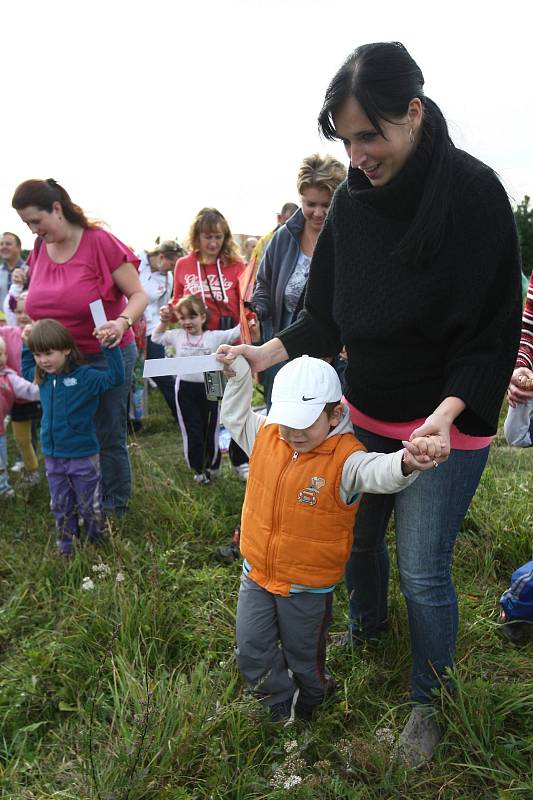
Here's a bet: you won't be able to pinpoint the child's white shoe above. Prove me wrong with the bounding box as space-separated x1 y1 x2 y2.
232 463 249 482
193 472 211 485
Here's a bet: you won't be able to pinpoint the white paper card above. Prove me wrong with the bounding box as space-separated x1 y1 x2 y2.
143 354 223 378
89 299 107 328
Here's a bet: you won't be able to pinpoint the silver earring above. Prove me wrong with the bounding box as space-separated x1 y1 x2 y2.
409 128 414 144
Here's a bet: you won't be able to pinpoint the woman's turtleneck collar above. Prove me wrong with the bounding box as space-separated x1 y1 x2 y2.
347 113 435 220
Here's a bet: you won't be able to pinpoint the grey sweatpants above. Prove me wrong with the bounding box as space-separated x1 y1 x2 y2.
235 574 333 708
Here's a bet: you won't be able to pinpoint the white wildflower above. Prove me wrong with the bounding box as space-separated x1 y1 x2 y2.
283 775 302 789
375 726 395 747
284 739 298 754
81 576 95 591
92 563 111 578
115 572 125 583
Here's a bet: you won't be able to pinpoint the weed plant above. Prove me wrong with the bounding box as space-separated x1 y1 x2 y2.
0 391 531 799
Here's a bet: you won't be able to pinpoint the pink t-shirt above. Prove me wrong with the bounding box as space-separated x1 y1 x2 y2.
26 228 139 354
346 400 493 451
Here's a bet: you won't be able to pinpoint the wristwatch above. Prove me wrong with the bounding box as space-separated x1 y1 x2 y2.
119 315 133 328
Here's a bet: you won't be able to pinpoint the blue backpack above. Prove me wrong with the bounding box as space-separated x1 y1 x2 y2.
500 559 533 622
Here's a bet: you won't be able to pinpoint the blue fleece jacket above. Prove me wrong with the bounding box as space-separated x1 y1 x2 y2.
21 346 125 458
252 207 304 336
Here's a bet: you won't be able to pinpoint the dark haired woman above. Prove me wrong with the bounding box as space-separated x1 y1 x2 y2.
12 178 147 516
218 42 522 765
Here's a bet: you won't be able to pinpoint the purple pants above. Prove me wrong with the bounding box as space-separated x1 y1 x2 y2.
45 455 104 555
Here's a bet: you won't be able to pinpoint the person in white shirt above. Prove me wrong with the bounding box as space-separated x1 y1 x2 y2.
141 240 185 420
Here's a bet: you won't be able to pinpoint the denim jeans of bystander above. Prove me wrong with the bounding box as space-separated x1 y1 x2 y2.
84 342 137 516
345 425 490 706
0 434 12 495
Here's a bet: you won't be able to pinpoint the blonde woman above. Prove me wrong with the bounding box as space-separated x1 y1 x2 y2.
252 154 346 406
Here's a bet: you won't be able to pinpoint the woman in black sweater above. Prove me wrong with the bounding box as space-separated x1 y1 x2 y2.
219 43 522 765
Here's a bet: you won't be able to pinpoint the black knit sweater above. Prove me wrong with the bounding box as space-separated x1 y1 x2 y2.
279 127 522 436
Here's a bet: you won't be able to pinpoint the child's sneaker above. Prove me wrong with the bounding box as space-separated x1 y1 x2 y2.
213 526 241 564
193 472 210 485
1 488 15 499
269 697 294 723
10 460 24 473
20 469 40 486
232 463 249 482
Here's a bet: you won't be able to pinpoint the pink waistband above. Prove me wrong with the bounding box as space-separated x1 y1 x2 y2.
345 400 493 451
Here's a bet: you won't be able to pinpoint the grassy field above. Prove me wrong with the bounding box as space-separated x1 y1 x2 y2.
0 390 532 799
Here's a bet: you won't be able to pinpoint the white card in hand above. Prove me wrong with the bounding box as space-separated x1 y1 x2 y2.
89 299 107 328
143 354 223 378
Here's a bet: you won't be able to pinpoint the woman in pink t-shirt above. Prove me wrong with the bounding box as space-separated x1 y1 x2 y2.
12 178 148 515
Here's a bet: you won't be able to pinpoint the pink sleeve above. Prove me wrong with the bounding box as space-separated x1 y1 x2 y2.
92 229 140 274
8 372 40 402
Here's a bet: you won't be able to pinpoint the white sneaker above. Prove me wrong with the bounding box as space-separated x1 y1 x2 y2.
232 463 249 482
193 472 210 485
10 460 24 473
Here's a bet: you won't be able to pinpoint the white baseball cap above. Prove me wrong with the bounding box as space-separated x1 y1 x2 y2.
265 355 342 429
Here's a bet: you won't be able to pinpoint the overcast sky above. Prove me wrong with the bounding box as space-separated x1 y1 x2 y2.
2 0 532 251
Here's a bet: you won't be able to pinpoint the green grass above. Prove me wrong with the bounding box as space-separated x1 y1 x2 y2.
0 391 531 799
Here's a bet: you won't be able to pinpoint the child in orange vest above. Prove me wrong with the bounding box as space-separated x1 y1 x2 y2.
220 354 445 723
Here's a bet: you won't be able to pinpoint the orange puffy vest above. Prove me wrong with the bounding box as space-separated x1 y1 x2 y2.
241 423 366 595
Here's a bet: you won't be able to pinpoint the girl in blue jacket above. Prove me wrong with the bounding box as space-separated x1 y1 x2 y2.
22 319 124 556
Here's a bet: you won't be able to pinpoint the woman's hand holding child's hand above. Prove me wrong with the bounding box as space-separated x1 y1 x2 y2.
93 318 128 348
401 435 446 474
508 368 533 406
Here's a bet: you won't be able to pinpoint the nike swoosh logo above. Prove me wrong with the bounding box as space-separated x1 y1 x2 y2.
302 396 317 401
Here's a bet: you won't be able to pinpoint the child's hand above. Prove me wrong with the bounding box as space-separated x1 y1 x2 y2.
401 435 446 474
159 304 175 324
21 323 33 343
508 367 533 406
93 319 126 348
11 267 26 286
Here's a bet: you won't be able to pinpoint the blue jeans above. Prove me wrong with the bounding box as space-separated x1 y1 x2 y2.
346 426 490 705
146 335 178 420
0 434 11 495
85 342 136 515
